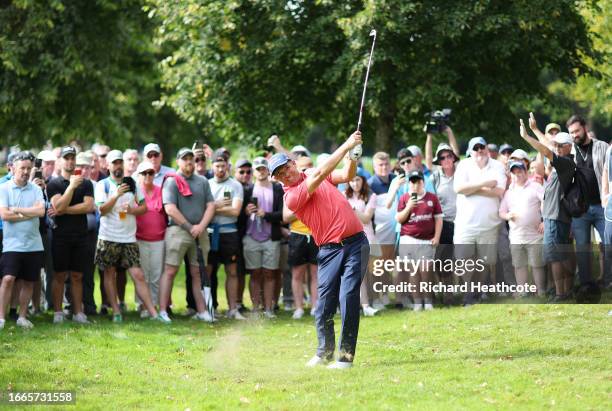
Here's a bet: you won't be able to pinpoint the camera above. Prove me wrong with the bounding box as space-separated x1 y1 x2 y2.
425 108 452 134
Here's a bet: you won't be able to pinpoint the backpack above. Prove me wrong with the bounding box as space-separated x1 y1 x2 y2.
560 164 590 218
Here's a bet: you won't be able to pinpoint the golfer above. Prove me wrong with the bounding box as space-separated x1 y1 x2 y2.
270 130 369 369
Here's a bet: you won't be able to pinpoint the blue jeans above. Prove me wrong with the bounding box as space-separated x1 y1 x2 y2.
603 221 612 287
571 205 605 285
315 232 369 362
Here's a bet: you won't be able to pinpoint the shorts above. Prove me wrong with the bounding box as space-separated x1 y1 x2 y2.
453 226 499 265
510 242 545 268
207 232 240 266
398 235 436 261
288 232 319 266
52 234 89 272
94 239 140 271
242 236 281 270
164 225 210 267
1 251 44 282
543 219 572 263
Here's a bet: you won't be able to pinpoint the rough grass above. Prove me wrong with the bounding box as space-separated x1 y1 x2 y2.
1 270 611 410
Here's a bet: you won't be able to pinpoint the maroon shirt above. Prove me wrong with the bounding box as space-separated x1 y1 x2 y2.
397 192 443 240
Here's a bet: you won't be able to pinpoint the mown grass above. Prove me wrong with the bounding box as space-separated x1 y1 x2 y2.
1 269 611 410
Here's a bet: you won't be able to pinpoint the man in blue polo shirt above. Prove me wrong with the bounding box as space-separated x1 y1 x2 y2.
0 153 46 329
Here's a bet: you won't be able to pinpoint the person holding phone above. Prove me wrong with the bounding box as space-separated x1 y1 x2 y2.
94 150 161 322
241 157 284 318
46 146 95 324
396 170 443 311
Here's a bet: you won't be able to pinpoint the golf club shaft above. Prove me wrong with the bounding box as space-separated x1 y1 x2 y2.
357 30 377 132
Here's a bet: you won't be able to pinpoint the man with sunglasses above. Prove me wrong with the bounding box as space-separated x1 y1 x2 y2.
143 143 173 187
453 137 507 305
234 159 253 313
93 144 110 179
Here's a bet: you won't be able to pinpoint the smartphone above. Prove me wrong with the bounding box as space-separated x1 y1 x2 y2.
251 197 258 207
74 169 82 176
122 176 135 193
397 169 406 177
224 190 231 200
34 170 43 180
411 192 418 201
34 158 42 168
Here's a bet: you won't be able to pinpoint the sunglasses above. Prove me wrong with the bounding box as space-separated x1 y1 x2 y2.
195 157 206 163
438 154 453 161
99 154 108 158
239 169 252 175
147 152 160 158
141 170 155 176
399 158 412 166
472 144 486 152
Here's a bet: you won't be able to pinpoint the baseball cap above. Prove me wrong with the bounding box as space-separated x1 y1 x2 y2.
268 153 290 175
499 143 514 154
397 148 413 161
510 149 529 160
552 132 573 145
60 146 77 158
235 159 252 168
407 170 424 181
467 137 487 156
136 161 155 174
487 143 499 153
176 147 194 160
76 152 93 166
407 145 422 157
508 161 526 171
143 143 161 156
291 145 311 157
252 157 268 170
37 150 56 162
545 123 562 134
107 150 123 163
212 149 228 163
433 144 458 165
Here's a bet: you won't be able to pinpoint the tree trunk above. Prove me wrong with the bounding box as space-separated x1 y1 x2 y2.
376 106 396 154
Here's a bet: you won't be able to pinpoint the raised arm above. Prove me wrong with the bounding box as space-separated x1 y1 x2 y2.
425 133 434 171
520 118 553 161
307 131 361 193
445 126 460 156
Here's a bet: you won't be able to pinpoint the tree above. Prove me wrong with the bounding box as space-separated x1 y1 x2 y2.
0 0 196 149
152 0 597 152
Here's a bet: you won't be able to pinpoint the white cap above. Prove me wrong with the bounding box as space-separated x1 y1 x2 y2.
37 150 56 162
143 143 161 156
136 161 155 174
407 145 422 157
510 149 529 160
552 132 573 145
291 145 311 157
107 150 123 163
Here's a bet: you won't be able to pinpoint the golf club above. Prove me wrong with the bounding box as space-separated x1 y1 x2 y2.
350 28 377 161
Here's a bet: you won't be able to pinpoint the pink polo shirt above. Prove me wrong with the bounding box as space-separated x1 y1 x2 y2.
499 180 544 243
284 172 363 246
136 184 167 242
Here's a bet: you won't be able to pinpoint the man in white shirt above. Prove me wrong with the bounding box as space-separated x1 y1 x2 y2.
453 137 507 304
94 150 161 322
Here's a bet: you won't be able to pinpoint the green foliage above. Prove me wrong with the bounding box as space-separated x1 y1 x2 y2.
151 0 597 151
0 0 196 149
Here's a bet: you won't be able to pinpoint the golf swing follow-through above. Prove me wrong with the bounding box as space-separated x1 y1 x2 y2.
269 29 377 369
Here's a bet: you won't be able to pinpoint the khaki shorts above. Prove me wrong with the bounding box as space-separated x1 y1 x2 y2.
510 242 544 268
242 235 280 270
164 225 210 267
453 226 499 265
398 236 436 261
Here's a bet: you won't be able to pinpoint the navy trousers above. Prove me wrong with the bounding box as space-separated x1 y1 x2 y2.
315 232 369 362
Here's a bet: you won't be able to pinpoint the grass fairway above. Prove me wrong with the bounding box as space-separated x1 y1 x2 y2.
0 271 610 410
